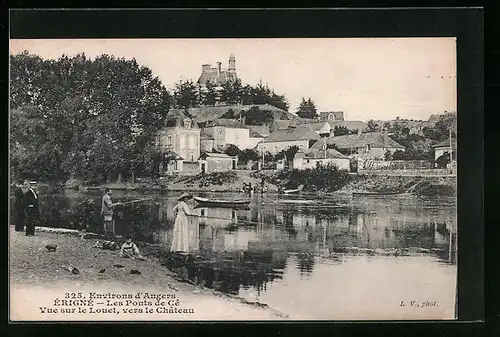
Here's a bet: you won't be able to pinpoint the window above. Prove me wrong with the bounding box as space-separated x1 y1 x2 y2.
306 160 310 164
167 136 172 145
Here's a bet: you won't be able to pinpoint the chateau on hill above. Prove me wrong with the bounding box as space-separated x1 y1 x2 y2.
197 54 238 86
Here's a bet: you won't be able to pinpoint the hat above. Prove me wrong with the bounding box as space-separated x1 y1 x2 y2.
177 192 192 201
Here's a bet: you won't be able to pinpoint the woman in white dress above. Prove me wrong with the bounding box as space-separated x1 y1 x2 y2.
171 192 197 253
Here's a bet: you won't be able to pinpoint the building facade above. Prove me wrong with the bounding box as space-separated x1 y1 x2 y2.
203 119 252 150
293 148 350 171
257 128 320 155
156 118 201 163
198 152 236 173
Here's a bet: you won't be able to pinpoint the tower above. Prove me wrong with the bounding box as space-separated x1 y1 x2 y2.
228 53 236 72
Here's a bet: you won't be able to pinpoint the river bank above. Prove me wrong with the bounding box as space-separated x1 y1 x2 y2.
56 170 456 197
9 226 287 321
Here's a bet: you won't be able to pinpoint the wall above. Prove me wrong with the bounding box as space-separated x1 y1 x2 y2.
293 157 350 171
225 127 251 150
181 162 201 176
247 136 263 149
258 139 310 155
205 126 225 150
158 127 200 162
200 139 214 152
358 168 454 176
206 157 233 173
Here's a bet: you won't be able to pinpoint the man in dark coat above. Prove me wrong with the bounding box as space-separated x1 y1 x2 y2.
24 181 39 236
14 179 26 232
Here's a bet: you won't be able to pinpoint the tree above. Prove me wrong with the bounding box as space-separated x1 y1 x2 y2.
384 150 392 161
333 125 349 136
219 78 243 105
200 81 218 106
10 52 171 183
173 79 199 109
243 107 274 126
366 119 379 132
296 97 318 119
220 108 236 119
224 144 242 157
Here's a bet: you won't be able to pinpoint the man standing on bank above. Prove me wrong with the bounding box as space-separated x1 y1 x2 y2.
14 178 26 232
24 181 39 236
101 188 120 238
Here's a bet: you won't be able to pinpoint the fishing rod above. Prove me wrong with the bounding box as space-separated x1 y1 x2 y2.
115 198 155 207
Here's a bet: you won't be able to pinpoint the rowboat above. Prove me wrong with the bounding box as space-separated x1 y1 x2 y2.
352 191 400 196
283 185 304 195
193 196 251 208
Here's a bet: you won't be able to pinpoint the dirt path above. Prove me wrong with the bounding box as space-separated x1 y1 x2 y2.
9 226 287 321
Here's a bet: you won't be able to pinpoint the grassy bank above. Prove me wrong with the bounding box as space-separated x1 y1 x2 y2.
9 226 287 320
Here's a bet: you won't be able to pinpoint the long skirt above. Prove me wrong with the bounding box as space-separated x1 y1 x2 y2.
171 214 199 253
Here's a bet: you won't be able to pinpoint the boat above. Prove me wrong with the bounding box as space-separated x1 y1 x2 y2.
352 191 401 196
283 184 304 195
193 196 251 208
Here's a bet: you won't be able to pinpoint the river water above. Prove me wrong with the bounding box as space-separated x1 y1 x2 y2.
11 188 457 320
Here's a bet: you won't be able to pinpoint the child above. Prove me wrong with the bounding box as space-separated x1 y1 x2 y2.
119 235 146 261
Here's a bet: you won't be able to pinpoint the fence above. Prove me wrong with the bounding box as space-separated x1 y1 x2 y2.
358 168 454 176
361 160 434 170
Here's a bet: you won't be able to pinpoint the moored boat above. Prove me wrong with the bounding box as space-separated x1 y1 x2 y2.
193 196 251 208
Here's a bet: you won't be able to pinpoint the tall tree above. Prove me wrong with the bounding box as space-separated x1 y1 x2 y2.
219 78 243 105
173 79 199 109
296 97 318 119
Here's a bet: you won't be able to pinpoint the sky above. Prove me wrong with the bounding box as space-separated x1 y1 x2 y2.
10 38 456 121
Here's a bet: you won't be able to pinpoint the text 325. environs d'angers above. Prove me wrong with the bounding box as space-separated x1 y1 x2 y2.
38 292 195 315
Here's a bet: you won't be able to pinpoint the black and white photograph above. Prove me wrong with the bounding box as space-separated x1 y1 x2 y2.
9 36 458 321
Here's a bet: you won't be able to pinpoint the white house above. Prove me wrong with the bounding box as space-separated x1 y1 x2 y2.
257 127 320 155
203 119 253 150
293 147 350 171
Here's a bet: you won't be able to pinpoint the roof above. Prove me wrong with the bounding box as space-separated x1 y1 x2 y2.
324 132 405 149
206 118 247 129
433 138 457 149
249 128 265 138
296 121 330 132
168 104 294 124
200 130 214 140
247 125 270 137
200 152 231 159
262 128 320 143
320 111 344 119
162 150 184 160
273 119 296 130
299 147 348 160
330 120 367 131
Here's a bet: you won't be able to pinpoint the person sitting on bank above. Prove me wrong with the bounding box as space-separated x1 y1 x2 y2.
119 234 146 260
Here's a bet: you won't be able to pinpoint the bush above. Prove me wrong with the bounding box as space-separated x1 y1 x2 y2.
271 164 351 192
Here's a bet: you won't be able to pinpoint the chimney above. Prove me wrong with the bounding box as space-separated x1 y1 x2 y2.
216 62 221 77
383 129 389 147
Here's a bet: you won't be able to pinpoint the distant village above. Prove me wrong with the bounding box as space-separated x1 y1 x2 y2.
155 54 456 177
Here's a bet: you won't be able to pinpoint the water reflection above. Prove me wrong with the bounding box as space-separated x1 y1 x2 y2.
10 189 457 311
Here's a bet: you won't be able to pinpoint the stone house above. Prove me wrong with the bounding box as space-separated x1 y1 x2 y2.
156 114 201 175
204 119 253 150
433 137 456 165
257 127 320 155
198 152 236 174
293 147 350 171
325 130 405 160
200 129 215 152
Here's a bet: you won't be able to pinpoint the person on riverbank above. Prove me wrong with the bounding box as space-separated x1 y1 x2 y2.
119 234 146 260
101 189 120 238
171 192 198 253
14 179 26 232
23 181 39 236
